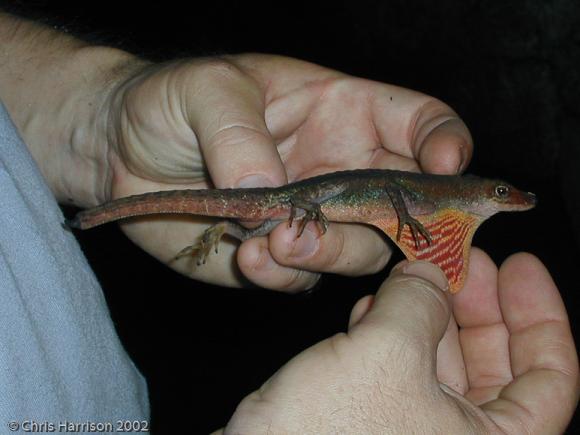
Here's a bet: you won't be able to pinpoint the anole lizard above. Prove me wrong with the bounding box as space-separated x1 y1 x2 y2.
66 169 536 292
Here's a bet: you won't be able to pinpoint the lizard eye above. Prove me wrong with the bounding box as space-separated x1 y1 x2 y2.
494 185 510 198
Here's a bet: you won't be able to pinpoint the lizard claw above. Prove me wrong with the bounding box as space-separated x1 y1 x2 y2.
387 184 432 250
288 204 296 229
295 204 329 239
172 222 227 266
396 216 432 250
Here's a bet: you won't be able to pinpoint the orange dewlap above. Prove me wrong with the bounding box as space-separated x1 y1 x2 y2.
371 209 482 293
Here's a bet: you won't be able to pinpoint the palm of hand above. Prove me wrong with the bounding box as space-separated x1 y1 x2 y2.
99 56 577 431
105 54 468 288
223 250 578 433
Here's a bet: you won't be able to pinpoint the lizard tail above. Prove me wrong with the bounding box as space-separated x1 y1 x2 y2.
64 216 82 229
66 188 281 230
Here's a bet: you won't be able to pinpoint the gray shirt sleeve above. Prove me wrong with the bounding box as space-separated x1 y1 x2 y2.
0 103 149 428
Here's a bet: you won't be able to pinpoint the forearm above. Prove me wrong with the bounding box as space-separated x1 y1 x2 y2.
0 12 143 206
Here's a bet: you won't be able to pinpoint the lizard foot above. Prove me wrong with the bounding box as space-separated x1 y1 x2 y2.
297 208 329 237
172 222 227 266
397 215 432 250
288 200 329 238
386 184 432 249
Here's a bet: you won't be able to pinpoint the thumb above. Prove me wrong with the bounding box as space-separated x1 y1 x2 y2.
184 59 287 189
354 261 451 376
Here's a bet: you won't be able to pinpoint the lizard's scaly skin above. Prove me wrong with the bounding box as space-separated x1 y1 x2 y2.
67 169 536 292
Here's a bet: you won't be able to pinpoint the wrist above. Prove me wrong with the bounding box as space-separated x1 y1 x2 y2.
0 13 148 206
59 46 149 206
21 45 146 207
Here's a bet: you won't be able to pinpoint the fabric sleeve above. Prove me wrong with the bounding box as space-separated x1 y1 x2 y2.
0 102 149 428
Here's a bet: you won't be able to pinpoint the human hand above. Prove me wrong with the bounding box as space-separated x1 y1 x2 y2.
0 16 471 290
216 250 579 434
101 54 473 289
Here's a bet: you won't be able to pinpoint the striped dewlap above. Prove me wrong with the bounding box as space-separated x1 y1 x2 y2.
371 209 481 293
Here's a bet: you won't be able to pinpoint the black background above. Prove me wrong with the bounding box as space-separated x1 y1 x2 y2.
3 0 580 433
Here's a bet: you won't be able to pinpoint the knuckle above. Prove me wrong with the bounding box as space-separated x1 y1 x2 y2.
194 57 243 82
358 237 391 275
389 274 440 291
207 123 268 147
318 75 366 99
409 96 467 155
386 274 448 310
418 96 455 116
277 269 319 293
327 332 352 355
321 228 347 270
323 226 390 276
325 332 358 363
226 391 274 434
386 274 450 325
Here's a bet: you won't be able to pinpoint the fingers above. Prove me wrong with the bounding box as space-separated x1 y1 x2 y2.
436 314 469 395
237 221 392 292
415 117 472 175
371 88 473 175
453 248 503 328
227 59 472 178
481 253 579 434
237 236 321 293
350 261 450 381
268 222 392 276
348 295 374 328
184 58 287 189
452 249 513 405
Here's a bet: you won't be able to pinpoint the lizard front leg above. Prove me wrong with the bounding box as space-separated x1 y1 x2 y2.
385 185 432 249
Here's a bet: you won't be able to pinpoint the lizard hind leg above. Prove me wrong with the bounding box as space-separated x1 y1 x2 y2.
173 222 228 266
288 200 329 238
172 219 280 266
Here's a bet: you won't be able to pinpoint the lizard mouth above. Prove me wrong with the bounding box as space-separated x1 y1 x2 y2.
505 190 537 211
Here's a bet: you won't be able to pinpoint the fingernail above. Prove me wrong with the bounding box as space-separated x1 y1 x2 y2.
288 227 318 259
236 174 275 189
400 261 449 291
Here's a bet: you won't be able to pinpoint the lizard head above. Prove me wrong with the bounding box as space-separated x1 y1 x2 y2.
467 178 537 217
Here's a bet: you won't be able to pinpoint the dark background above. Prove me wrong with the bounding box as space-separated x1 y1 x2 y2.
3 0 580 433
